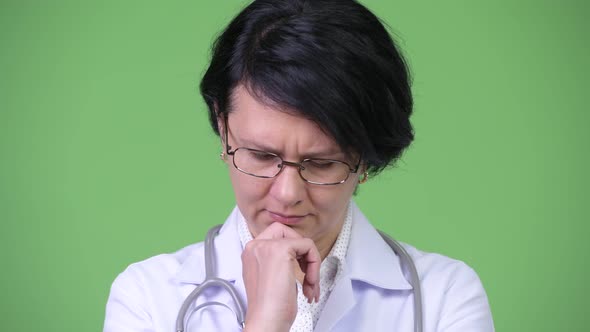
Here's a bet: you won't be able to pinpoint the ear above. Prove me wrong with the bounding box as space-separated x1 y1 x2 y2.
215 109 230 162
359 163 368 174
357 163 369 184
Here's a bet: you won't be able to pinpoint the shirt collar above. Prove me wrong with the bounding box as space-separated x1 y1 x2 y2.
237 209 253 247
321 203 352 290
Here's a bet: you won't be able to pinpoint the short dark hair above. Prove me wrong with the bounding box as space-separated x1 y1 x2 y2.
200 0 413 175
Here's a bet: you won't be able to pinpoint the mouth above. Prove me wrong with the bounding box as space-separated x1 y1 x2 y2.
267 210 308 225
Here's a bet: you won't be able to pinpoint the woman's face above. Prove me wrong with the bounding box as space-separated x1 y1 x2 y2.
220 85 361 256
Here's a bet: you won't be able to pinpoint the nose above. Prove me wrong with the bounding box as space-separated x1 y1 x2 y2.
269 162 307 207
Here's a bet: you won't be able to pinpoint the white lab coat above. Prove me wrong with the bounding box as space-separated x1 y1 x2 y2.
104 202 494 331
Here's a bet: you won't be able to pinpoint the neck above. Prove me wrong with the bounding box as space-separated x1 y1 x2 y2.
317 205 350 261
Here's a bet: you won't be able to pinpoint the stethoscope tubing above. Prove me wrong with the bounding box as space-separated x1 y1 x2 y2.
175 225 246 332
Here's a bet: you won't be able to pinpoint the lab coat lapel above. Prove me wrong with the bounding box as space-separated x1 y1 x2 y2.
313 263 355 331
346 202 412 290
314 202 412 331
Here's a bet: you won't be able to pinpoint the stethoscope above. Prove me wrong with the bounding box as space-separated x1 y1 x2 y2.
175 224 423 332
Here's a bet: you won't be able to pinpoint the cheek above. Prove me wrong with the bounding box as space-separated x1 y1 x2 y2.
311 181 357 216
228 169 268 206
228 170 273 237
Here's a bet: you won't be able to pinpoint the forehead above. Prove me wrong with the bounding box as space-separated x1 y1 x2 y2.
227 85 341 155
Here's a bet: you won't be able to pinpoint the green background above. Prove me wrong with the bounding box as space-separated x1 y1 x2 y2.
1 0 588 331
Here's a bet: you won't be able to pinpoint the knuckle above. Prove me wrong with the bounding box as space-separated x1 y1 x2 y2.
303 238 315 247
244 241 256 251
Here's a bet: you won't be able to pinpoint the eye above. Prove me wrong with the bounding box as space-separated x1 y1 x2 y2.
248 150 277 161
306 159 336 169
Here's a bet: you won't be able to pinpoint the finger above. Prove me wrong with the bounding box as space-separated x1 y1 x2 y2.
256 221 303 240
278 238 321 279
283 238 321 302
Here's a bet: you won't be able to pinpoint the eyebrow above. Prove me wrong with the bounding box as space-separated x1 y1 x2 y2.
235 137 281 154
233 136 345 159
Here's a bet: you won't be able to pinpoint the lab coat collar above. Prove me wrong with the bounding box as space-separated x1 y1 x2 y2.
174 207 244 285
311 202 414 332
345 201 413 290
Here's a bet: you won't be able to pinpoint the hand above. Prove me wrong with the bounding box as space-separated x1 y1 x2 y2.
241 222 321 332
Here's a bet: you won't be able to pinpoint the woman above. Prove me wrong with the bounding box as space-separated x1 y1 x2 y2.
104 0 494 331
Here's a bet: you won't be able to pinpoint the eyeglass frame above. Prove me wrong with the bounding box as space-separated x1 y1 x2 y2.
222 116 362 185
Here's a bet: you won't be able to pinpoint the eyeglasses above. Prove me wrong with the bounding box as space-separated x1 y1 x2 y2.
224 118 360 185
